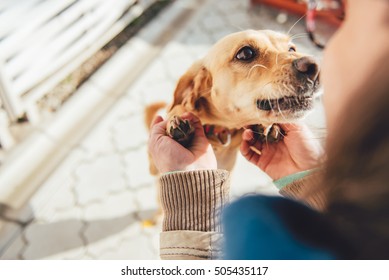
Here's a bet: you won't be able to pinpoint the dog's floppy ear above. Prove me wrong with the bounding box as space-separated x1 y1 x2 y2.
168 60 212 112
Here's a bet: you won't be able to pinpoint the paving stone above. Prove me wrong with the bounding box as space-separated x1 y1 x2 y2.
133 186 158 213
85 217 143 258
35 148 85 187
80 97 141 158
112 113 148 152
44 247 86 260
142 225 160 256
210 28 242 42
141 61 170 85
0 233 25 260
142 80 175 106
165 55 195 81
86 233 127 258
109 94 143 117
80 125 116 157
181 28 213 46
23 220 84 260
224 12 256 30
97 234 156 260
83 191 138 221
202 11 226 31
31 181 75 220
86 232 157 260
160 42 190 63
213 0 244 14
49 207 84 225
82 191 141 257
124 145 155 188
75 154 127 205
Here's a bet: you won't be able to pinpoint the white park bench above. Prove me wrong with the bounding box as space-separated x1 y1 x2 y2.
0 0 157 150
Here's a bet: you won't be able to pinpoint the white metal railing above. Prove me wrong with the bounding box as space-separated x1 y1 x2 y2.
0 0 157 149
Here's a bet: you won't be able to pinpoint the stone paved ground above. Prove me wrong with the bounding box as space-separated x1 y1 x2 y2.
0 0 324 260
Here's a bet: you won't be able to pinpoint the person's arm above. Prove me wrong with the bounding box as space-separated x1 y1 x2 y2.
148 113 227 259
159 169 230 260
275 170 327 210
240 123 327 209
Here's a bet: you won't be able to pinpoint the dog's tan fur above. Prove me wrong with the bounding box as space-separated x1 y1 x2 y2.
146 29 319 173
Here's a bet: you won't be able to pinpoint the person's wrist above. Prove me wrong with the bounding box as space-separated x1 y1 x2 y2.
159 162 217 173
269 165 315 181
274 168 320 190
183 162 217 172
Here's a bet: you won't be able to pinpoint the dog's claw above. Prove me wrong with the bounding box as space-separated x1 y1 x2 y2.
267 124 284 143
167 116 195 147
251 124 285 143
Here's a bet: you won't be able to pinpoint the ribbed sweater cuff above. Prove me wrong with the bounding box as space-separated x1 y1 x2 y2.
160 169 230 232
279 171 326 210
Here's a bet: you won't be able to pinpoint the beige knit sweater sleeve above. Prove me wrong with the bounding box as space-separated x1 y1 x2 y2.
159 169 230 260
279 171 327 210
158 169 325 260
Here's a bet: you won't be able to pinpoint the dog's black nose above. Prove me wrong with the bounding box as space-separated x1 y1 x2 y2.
293 56 319 81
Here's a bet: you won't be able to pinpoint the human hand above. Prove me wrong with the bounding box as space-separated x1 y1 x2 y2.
148 112 217 173
240 123 323 180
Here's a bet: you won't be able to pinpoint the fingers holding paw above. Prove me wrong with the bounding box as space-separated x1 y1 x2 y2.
167 116 195 147
250 124 285 143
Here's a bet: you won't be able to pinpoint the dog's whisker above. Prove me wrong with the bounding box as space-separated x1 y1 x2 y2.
291 35 309 41
276 98 289 122
278 128 287 138
268 97 277 119
295 96 302 107
307 78 315 89
288 84 296 94
287 13 307 36
258 81 274 92
290 32 309 39
279 64 290 74
291 36 310 42
282 83 295 95
291 34 309 39
247 64 268 78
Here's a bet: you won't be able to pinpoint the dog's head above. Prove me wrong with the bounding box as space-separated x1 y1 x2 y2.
170 30 320 128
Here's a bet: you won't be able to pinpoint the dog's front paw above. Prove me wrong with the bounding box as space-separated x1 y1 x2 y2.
167 116 195 147
251 124 266 142
251 124 285 143
267 124 285 143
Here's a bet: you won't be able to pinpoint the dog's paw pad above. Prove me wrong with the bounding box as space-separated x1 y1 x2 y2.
167 116 195 147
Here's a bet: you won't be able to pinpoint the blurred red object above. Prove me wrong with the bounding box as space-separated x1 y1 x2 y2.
251 0 343 26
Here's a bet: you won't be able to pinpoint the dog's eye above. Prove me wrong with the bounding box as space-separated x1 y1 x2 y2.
288 46 296 52
236 46 256 61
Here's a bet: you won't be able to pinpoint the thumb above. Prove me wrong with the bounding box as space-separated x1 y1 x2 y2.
151 115 164 127
150 116 168 137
